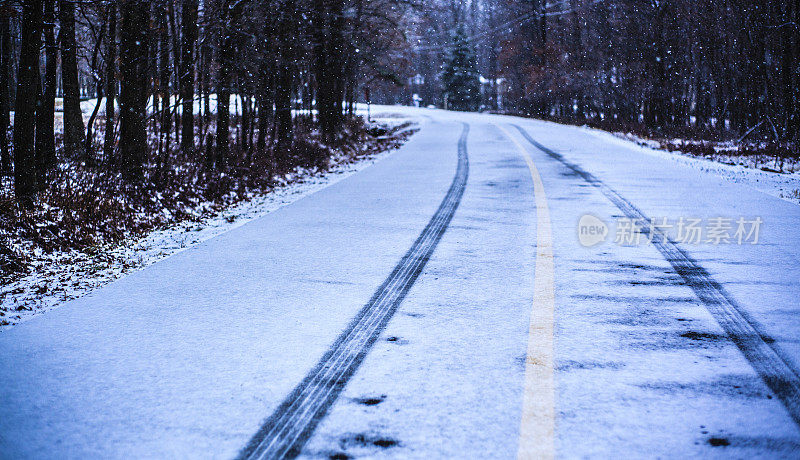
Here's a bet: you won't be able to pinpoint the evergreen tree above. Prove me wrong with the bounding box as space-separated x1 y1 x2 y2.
442 25 481 112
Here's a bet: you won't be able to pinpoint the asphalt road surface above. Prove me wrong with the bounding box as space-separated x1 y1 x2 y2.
2 107 799 458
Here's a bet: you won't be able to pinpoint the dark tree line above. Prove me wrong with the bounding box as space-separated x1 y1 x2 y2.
405 0 799 145
4 0 796 207
0 0 412 205
507 0 800 143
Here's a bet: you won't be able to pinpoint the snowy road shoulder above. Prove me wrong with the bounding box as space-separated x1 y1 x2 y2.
581 126 800 206
0 116 420 331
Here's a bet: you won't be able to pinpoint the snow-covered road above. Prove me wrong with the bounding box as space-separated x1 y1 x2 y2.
2 107 799 458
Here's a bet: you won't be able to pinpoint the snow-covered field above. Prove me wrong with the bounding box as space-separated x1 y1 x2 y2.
0 111 418 330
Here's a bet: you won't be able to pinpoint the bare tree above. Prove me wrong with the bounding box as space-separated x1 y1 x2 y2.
214 0 242 167
155 0 170 154
103 0 117 161
180 0 198 153
312 0 347 141
0 7 11 174
13 0 43 203
60 0 86 158
272 0 297 153
118 0 149 180
34 0 57 176
104 0 117 161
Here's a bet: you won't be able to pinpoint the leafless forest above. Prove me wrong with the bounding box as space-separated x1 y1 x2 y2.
0 0 798 270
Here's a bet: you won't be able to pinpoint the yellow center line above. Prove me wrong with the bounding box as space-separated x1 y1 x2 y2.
495 123 555 460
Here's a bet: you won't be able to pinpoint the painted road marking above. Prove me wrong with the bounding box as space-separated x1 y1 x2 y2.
511 123 800 429
495 124 556 460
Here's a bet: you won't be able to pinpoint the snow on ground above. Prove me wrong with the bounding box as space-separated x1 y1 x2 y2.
359 106 800 207
0 112 454 458
1 106 798 457
4 104 796 332
0 113 418 331
581 127 800 205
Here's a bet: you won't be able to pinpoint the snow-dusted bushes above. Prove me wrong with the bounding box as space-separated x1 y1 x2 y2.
0 116 415 283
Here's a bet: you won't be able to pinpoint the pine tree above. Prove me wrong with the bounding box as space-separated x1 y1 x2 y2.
442 25 481 112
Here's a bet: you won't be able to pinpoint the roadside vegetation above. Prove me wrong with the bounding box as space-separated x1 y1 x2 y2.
0 0 413 277
410 1 799 166
1 113 415 279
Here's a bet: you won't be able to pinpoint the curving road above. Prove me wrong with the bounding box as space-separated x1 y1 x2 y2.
1 107 799 458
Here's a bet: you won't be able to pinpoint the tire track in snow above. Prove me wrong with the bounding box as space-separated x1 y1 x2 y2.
511 123 800 428
239 123 470 459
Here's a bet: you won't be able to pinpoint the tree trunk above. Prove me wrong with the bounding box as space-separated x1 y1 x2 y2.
104 1 117 162
84 21 106 155
180 0 198 153
239 78 249 152
1 11 13 174
255 3 275 154
273 2 295 154
35 0 57 177
13 0 43 203
329 0 346 129
156 0 170 156
312 0 344 141
168 0 181 141
311 0 338 142
781 0 799 142
118 0 149 181
148 1 158 121
199 41 209 136
200 39 211 135
255 74 272 153
60 0 86 158
215 0 238 168
85 91 104 155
